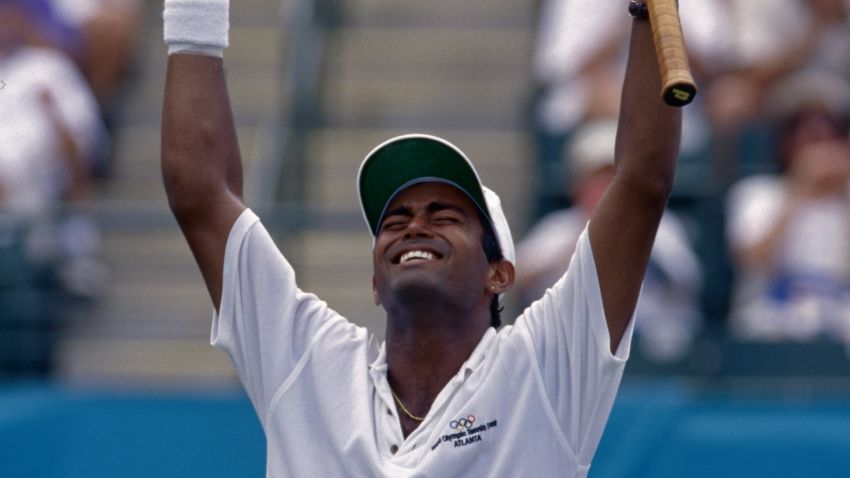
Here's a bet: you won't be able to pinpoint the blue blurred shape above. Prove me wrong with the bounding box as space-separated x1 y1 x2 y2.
3 380 850 477
0 384 265 478
592 380 850 478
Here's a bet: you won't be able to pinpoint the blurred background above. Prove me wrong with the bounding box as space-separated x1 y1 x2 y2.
1 0 849 476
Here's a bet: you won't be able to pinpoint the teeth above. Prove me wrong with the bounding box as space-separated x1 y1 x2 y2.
400 250 436 263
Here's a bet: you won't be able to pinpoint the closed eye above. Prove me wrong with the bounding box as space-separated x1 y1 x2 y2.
381 216 409 232
432 214 462 225
428 202 468 225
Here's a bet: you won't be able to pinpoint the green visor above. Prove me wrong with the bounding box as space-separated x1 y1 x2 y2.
357 134 515 266
358 135 490 236
357 134 516 264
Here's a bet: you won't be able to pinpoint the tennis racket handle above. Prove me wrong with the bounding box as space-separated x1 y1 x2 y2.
646 0 697 106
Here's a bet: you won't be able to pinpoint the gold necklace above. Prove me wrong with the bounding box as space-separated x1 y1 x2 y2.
390 388 425 422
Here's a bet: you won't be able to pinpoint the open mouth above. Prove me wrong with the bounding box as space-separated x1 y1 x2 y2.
393 249 443 265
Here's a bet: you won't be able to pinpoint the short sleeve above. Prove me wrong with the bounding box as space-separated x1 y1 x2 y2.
512 225 634 466
211 209 347 422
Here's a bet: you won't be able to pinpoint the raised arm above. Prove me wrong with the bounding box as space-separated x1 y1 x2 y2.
161 1 245 310
587 7 682 353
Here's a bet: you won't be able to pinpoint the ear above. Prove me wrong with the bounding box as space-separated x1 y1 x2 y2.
372 275 381 306
486 259 515 295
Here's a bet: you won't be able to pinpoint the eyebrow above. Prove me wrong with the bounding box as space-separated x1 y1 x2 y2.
427 201 468 217
381 201 469 222
382 205 412 220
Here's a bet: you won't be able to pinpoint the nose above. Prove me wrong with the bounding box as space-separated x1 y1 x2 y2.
404 213 433 239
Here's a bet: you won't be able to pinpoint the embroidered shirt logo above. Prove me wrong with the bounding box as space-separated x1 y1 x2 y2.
431 415 498 451
450 415 475 430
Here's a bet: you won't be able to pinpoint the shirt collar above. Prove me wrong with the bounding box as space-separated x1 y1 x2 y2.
368 327 497 378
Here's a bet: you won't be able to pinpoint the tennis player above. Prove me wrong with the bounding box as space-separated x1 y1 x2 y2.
161 0 681 475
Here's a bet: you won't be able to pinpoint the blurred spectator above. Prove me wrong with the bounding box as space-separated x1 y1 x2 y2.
726 71 850 342
47 0 142 111
0 0 141 183
707 0 850 126
0 0 108 298
516 121 704 361
530 0 720 218
705 0 850 179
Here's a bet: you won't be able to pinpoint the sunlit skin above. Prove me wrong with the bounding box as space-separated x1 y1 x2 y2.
371 182 514 437
373 182 504 331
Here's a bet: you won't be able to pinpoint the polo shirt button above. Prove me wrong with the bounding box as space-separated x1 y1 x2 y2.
386 407 393 416
390 445 399 455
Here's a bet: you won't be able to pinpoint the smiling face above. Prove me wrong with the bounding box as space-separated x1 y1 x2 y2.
372 182 493 316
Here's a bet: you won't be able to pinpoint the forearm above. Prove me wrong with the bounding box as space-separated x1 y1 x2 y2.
587 9 683 353
160 0 245 309
614 16 681 199
161 53 243 219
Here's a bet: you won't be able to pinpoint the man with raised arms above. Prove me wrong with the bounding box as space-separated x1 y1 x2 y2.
161 0 681 475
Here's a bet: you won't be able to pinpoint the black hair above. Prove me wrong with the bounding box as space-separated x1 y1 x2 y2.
477 209 504 329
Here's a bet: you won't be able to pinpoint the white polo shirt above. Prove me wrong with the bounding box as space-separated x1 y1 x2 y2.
213 209 633 477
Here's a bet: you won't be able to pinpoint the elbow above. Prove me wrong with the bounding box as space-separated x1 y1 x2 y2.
645 169 676 201
163 160 228 221
162 165 202 221
614 140 679 203
162 160 210 222
163 171 200 219
614 153 679 200
161 120 238 220
614 163 676 207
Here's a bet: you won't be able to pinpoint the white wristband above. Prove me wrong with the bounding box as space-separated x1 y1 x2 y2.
168 43 226 57
163 0 229 57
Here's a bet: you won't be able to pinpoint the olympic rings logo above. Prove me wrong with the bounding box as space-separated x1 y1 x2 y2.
450 415 476 430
